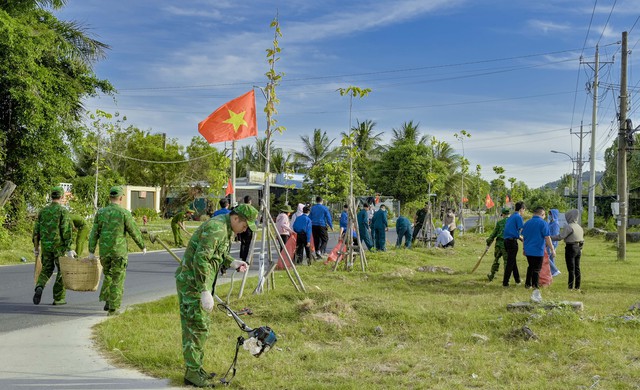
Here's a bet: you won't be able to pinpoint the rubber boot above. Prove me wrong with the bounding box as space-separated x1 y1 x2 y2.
33 286 43 305
184 368 215 388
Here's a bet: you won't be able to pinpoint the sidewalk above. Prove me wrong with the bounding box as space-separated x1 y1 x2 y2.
0 315 180 390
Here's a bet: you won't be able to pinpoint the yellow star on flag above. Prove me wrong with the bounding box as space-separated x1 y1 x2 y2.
223 109 248 132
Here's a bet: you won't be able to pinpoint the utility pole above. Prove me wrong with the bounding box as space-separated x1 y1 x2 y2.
583 46 614 228
576 123 584 220
617 31 628 261
587 45 599 229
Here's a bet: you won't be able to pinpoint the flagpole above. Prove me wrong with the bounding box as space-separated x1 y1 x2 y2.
231 140 237 206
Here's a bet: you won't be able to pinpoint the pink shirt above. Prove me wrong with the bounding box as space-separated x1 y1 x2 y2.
276 213 294 235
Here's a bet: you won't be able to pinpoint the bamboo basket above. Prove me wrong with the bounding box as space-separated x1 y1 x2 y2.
59 256 102 291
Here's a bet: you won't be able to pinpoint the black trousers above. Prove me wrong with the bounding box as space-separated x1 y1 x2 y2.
411 223 423 242
502 238 521 286
239 229 253 262
525 255 543 289
312 225 328 254
295 232 311 263
565 242 583 289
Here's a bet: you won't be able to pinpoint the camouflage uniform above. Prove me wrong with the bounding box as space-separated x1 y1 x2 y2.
176 203 258 386
486 211 509 281
33 200 72 302
172 211 187 246
89 200 145 313
70 214 90 257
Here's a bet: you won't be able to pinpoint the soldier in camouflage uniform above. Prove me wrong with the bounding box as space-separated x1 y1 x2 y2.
88 186 146 315
70 214 90 257
175 204 257 388
172 209 194 247
33 186 75 305
486 208 510 282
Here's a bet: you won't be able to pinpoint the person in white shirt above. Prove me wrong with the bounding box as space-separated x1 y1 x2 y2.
435 227 454 248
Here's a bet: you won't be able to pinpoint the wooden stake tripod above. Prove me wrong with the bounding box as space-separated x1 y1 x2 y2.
333 197 368 272
237 204 307 298
416 203 436 247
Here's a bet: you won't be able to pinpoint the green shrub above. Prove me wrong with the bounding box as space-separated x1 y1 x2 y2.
132 208 159 221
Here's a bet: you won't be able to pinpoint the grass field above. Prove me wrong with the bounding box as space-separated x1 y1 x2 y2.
94 232 640 389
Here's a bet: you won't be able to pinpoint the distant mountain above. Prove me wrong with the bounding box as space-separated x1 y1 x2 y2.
542 171 604 190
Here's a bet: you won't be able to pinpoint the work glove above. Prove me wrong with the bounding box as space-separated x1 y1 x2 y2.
88 253 96 260
142 248 147 255
65 250 77 258
33 248 40 258
230 260 248 272
200 290 214 312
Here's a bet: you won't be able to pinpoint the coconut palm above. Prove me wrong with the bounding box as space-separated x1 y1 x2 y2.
341 119 385 158
293 129 338 171
391 120 429 147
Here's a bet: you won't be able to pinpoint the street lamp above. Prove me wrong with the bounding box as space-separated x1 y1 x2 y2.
550 150 583 219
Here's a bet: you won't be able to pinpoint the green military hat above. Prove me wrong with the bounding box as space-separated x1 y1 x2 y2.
234 203 259 232
501 207 510 215
186 209 195 214
50 186 64 198
109 186 124 197
280 205 294 213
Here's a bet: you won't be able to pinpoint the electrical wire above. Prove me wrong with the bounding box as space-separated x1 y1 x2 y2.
101 148 221 164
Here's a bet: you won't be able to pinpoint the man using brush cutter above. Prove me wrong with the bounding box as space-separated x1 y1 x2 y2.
175 203 257 388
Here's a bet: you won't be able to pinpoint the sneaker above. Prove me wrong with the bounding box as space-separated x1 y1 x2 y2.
552 271 561 277
33 286 43 305
103 302 110 311
53 299 67 305
107 309 121 317
531 289 542 303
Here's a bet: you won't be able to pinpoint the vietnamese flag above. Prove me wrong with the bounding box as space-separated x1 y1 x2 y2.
224 178 233 196
485 194 495 209
198 90 257 143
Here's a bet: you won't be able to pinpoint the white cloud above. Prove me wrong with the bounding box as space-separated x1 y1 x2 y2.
527 19 571 34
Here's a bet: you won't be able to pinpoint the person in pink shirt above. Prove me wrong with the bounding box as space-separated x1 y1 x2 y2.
276 205 295 250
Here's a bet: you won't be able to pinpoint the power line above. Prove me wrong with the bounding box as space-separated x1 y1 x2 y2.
596 0 618 46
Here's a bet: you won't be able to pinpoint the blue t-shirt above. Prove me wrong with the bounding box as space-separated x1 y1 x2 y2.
522 215 550 257
212 208 231 217
339 210 348 230
292 214 312 243
309 203 333 227
503 213 524 239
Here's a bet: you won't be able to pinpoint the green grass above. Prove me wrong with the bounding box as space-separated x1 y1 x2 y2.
94 233 640 389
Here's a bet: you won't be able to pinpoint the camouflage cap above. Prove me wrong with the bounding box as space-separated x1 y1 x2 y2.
109 186 124 197
51 186 64 198
501 207 510 215
234 203 259 232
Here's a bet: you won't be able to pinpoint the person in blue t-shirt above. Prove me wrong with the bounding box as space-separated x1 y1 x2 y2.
339 204 349 237
292 206 313 264
502 201 525 287
547 209 561 277
212 198 231 217
309 196 333 258
522 207 556 294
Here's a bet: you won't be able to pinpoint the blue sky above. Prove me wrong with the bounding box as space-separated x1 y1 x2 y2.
56 1 640 189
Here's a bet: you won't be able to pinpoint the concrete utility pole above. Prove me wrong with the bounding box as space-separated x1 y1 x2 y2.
587 45 599 229
583 45 614 228
617 31 628 261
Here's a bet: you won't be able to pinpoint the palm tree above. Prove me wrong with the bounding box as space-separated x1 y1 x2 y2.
341 119 385 158
293 129 338 171
391 120 429 146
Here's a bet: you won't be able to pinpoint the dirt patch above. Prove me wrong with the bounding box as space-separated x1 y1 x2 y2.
310 312 346 328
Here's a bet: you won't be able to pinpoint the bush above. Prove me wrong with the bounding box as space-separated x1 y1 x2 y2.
132 208 159 221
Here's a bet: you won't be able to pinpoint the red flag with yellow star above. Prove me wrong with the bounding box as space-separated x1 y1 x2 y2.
198 90 257 143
